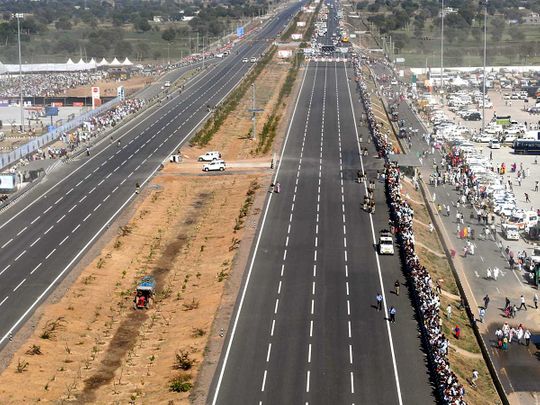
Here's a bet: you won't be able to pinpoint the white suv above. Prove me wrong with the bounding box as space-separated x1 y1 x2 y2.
203 160 226 172
198 151 222 162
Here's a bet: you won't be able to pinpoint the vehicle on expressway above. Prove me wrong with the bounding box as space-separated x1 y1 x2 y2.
242 57 249 63
203 160 226 172
502 224 520 241
198 151 222 161
378 230 395 255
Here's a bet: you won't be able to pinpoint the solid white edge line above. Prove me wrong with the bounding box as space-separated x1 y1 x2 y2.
211 60 310 405
344 60 403 405
0 191 136 346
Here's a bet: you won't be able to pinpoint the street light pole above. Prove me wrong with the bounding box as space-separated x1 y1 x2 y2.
440 0 444 103
482 0 488 136
16 13 24 132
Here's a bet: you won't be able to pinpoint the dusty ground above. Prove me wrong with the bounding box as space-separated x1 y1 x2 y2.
401 178 501 405
65 75 156 98
0 47 298 404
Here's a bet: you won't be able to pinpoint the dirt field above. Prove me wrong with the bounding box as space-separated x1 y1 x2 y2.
0 49 297 403
65 75 156 98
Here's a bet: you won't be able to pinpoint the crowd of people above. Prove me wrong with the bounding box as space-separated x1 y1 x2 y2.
0 71 109 98
352 54 467 404
62 98 145 150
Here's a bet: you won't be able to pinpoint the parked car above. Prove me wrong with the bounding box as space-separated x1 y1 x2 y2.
202 160 226 172
198 151 222 162
489 140 501 149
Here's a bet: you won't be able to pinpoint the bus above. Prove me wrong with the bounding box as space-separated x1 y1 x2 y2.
512 139 540 154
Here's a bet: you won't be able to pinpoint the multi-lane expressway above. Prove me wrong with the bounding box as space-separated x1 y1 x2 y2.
0 2 302 349
209 56 435 405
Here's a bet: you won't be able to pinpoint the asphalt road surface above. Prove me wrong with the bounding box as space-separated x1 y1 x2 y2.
209 59 435 404
0 2 302 350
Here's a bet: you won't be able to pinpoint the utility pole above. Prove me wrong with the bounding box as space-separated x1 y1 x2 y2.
202 36 205 69
440 0 445 103
248 84 263 141
482 0 488 135
15 13 24 132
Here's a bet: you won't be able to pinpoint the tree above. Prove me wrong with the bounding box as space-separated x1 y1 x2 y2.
508 25 525 41
55 18 72 31
161 27 176 42
114 40 133 58
133 17 151 32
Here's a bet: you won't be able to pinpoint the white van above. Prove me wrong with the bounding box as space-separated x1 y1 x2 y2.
502 224 520 240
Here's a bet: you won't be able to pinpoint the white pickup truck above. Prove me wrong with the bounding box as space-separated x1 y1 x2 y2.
198 151 222 162
378 230 395 255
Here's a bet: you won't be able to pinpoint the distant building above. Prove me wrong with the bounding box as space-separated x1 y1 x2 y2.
523 12 540 24
439 7 458 18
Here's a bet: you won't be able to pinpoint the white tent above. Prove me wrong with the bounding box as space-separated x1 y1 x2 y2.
109 57 122 66
122 57 133 66
77 58 86 66
66 58 75 64
89 57 96 65
97 58 109 67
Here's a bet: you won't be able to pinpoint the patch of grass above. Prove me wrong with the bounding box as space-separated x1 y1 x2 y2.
40 317 66 340
169 371 192 393
25 345 42 355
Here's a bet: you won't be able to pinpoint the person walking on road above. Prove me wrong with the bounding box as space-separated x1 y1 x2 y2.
389 306 396 323
486 268 492 279
394 280 400 296
519 295 527 311
525 193 531 203
483 294 490 309
446 304 452 320
376 293 383 311
479 307 486 323
471 369 479 387
524 329 531 346
534 293 538 309
493 267 500 280
535 180 539 192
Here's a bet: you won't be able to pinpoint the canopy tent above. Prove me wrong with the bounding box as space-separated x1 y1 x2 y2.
97 58 109 66
122 57 133 66
66 58 75 64
109 57 122 66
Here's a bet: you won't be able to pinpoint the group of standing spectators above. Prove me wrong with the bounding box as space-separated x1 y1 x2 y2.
0 71 109 98
352 54 467 404
63 98 145 150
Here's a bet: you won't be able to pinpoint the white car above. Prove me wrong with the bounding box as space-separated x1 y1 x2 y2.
202 160 226 172
250 57 257 63
242 57 248 63
378 230 394 255
198 151 222 162
489 140 501 149
471 133 493 143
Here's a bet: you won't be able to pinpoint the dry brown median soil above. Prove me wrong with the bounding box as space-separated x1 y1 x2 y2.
0 168 268 404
